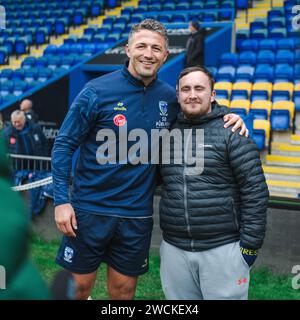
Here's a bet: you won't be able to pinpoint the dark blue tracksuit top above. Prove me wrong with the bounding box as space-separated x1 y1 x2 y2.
52 65 179 217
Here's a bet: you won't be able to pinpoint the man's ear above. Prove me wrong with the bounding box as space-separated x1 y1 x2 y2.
211 90 216 103
163 50 169 63
176 88 180 103
125 44 130 58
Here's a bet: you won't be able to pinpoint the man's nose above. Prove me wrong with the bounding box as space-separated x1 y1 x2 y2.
143 46 154 58
189 89 197 98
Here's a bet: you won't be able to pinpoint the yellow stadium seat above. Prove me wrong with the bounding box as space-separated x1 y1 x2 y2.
272 82 294 97
294 83 300 91
251 100 272 115
230 99 251 112
252 82 273 99
232 82 252 95
272 101 295 120
254 119 271 139
216 98 230 107
214 82 233 95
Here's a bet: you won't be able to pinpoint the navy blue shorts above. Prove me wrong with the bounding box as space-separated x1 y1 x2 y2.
55 211 153 276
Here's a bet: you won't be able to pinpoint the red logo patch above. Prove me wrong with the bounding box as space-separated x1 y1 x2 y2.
113 114 127 127
10 137 16 144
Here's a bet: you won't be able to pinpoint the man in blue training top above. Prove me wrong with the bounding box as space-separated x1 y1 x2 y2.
52 19 247 300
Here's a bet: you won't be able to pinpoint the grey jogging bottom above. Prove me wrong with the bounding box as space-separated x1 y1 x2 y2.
160 239 250 300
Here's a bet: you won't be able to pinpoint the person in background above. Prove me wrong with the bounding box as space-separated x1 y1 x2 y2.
159 66 269 300
20 99 39 123
184 20 205 68
4 110 47 156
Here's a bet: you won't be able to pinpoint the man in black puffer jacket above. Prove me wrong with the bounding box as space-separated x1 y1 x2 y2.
159 66 269 300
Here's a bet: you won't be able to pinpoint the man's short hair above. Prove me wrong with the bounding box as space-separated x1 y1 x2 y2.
11 110 25 120
190 20 200 30
128 19 169 49
177 66 215 92
20 99 33 109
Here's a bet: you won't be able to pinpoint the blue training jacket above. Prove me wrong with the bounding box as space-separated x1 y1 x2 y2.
52 65 179 217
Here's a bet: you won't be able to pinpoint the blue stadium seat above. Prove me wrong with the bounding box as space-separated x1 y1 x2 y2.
12 80 27 96
270 109 290 130
268 17 286 31
268 8 284 20
77 35 93 44
176 3 190 11
258 39 277 51
0 48 9 65
250 19 267 33
277 38 295 50
240 39 258 52
73 9 87 25
64 35 78 45
0 68 13 83
44 45 57 56
203 12 218 22
24 67 38 83
295 50 300 63
54 18 69 35
21 57 36 69
250 90 269 101
57 44 71 56
93 33 107 43
275 50 294 64
254 64 274 82
216 66 236 82
207 66 217 79
256 50 275 65
252 129 266 150
47 56 61 69
11 69 25 81
15 36 30 55
69 44 84 55
91 1 104 17
219 53 238 67
0 80 14 96
172 14 187 23
249 109 268 120
231 89 248 100
236 31 250 51
37 68 53 82
250 28 268 40
228 108 247 119
268 27 287 39
294 61 300 82
35 57 48 68
60 56 75 69
215 89 230 100
236 0 250 9
272 90 291 103
293 91 300 111
84 27 97 36
2 94 17 103
239 51 256 66
82 44 97 56
235 66 254 82
274 64 294 82
35 28 50 46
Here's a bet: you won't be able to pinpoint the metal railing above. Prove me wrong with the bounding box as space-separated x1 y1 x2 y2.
9 154 51 172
